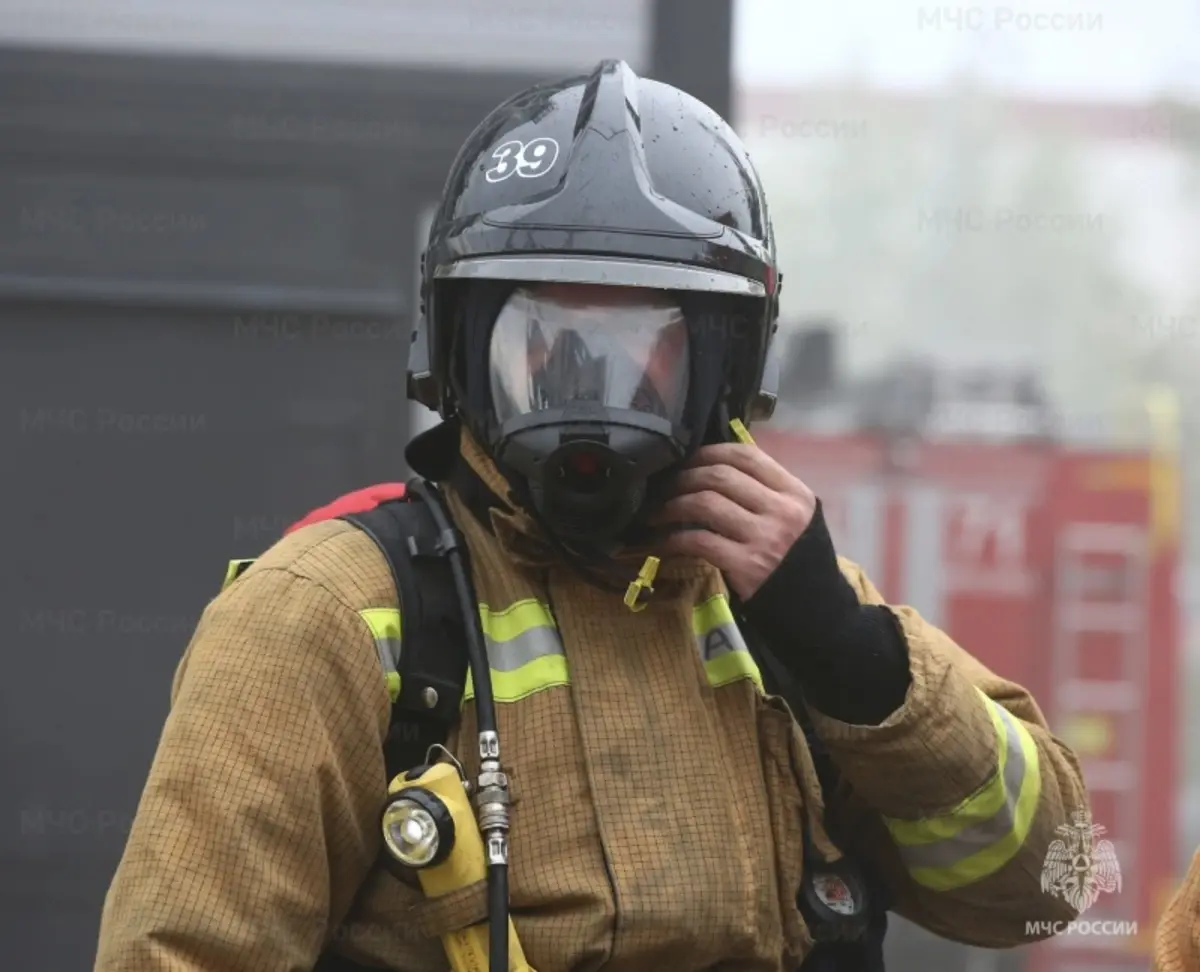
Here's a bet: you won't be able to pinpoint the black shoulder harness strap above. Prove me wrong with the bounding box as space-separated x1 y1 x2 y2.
338 478 469 781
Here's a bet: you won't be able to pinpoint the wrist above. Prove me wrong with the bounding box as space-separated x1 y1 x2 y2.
741 500 861 647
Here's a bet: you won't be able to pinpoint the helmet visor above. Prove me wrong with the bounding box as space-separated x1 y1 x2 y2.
488 286 690 426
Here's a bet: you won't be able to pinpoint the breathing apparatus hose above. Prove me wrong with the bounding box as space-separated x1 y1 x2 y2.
409 479 509 972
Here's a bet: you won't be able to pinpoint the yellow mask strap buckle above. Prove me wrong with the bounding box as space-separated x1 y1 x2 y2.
624 555 661 613
729 418 756 445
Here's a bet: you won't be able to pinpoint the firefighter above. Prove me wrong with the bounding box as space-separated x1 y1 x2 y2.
1154 849 1200 971
94 60 1092 972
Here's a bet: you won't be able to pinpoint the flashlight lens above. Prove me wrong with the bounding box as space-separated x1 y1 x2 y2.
382 800 440 867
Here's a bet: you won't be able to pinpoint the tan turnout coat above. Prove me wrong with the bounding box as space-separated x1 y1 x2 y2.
95 435 1090 972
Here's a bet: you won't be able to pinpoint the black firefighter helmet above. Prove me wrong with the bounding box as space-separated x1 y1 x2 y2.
408 59 782 554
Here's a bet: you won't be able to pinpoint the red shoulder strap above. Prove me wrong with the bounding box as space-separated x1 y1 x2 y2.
284 482 408 535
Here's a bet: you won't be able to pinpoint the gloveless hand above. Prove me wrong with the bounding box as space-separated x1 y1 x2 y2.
653 443 818 601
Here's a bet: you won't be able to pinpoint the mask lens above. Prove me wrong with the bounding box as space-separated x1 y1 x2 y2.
488 285 690 426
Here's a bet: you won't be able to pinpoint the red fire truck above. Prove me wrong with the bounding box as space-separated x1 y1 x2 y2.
756 402 1181 972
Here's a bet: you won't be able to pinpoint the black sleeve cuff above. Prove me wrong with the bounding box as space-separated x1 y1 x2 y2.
740 500 911 725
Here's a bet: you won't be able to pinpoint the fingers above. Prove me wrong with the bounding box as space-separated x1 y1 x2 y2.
660 527 748 573
684 443 800 495
668 463 779 515
657 488 760 542
659 528 763 600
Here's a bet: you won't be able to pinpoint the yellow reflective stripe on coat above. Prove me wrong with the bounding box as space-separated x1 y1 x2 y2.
367 592 762 708
359 607 402 703
463 599 568 704
692 593 763 691
221 558 256 592
883 691 1042 891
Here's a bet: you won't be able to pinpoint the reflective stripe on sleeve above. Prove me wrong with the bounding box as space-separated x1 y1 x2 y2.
221 558 256 592
463 598 569 704
692 593 763 691
883 690 1042 891
358 607 402 703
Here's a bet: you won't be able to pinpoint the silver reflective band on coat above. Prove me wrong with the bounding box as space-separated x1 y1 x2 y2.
883 692 1042 891
358 607 403 701
464 599 569 703
485 623 564 672
436 256 768 297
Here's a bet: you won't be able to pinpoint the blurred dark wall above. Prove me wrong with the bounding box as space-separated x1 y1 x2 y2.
0 6 732 969
652 0 733 122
